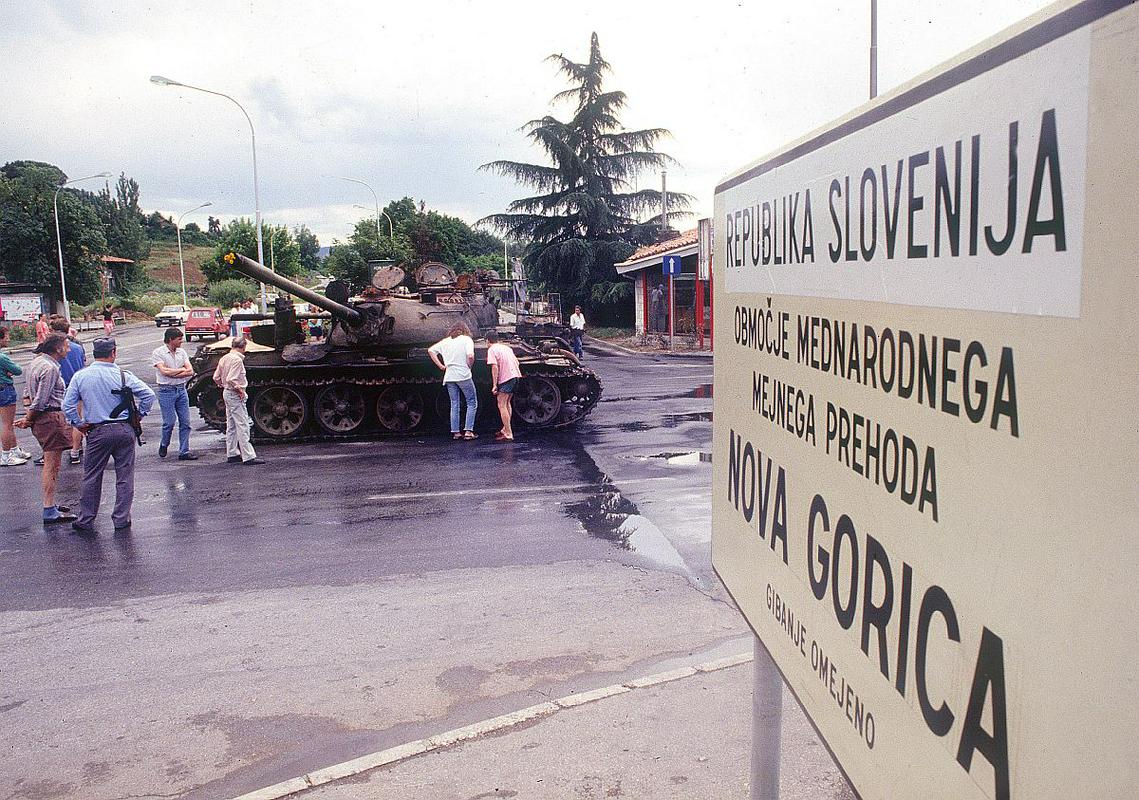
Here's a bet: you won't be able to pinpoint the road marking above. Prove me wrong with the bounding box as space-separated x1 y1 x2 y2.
226 648 754 800
366 476 678 502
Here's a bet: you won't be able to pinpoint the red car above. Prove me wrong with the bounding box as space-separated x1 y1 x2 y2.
183 307 227 341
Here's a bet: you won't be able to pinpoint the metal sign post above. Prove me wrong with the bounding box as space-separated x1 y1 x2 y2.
662 256 681 349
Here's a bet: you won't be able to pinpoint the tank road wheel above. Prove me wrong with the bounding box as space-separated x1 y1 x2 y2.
514 377 562 426
196 387 227 429
375 385 425 433
314 384 366 434
252 386 309 438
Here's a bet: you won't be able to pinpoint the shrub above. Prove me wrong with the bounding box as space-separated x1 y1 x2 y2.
208 278 258 310
4 321 36 344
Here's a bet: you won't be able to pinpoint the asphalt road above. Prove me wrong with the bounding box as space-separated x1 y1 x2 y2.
0 325 850 800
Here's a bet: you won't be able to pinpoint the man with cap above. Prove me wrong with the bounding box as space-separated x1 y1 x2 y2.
63 338 155 533
14 335 78 524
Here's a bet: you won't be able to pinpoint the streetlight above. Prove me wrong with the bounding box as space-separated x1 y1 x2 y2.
54 171 112 324
339 176 393 242
352 204 394 250
150 75 267 312
175 202 212 307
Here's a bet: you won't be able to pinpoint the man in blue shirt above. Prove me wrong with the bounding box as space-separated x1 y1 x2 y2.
63 338 155 533
49 317 86 464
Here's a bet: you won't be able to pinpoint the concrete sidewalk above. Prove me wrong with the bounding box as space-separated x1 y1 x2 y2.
235 650 854 800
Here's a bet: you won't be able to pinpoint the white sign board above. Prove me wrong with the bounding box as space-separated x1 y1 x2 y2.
712 2 1138 799
0 293 45 323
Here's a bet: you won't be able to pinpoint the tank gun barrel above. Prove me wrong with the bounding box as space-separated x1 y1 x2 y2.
225 252 363 326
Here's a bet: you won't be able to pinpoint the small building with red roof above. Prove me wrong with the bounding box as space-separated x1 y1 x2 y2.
615 227 712 349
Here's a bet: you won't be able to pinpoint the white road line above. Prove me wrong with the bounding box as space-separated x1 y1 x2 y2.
366 476 678 502
226 649 754 800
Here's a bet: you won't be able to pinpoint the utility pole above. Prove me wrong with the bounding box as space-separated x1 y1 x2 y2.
870 0 878 99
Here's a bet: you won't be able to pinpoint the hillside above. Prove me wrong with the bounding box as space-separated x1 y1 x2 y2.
144 240 212 288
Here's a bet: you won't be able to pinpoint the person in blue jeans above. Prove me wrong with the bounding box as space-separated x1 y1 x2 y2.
428 323 478 440
151 327 198 460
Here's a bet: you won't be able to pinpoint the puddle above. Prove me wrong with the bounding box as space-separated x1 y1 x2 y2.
661 411 713 426
561 447 700 583
647 451 713 466
617 421 655 432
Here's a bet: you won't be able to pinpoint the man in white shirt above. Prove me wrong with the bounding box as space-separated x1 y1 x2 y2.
152 327 197 460
428 323 478 440
569 305 586 358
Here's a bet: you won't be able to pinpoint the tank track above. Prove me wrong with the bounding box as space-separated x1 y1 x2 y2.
195 365 602 442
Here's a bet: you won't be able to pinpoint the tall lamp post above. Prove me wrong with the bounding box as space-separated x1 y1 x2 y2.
352 204 394 250
340 176 392 243
175 202 212 308
54 171 112 325
150 75 267 312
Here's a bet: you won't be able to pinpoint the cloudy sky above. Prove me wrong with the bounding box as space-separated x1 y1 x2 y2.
1 0 1052 246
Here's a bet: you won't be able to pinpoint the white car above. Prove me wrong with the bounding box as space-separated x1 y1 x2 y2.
154 304 190 327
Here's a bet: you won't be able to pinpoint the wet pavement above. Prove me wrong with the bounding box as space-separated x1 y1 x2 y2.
0 330 852 800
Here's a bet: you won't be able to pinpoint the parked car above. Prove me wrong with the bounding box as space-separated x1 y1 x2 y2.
184 307 228 341
154 304 190 327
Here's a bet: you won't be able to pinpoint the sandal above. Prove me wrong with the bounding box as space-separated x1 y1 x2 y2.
494 432 514 441
463 431 478 440
452 433 463 440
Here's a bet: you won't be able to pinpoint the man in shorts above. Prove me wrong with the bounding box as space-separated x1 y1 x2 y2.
14 335 77 524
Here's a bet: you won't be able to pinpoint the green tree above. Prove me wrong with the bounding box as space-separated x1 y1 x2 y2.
0 161 107 304
293 224 321 272
90 173 149 289
480 33 690 324
324 199 505 290
200 219 302 283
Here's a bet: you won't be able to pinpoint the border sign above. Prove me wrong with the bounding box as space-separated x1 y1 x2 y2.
712 2 1138 799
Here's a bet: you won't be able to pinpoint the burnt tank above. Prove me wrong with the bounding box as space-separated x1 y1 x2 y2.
186 253 602 440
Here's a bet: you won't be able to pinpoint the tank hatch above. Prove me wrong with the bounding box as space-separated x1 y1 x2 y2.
371 264 406 291
415 262 456 287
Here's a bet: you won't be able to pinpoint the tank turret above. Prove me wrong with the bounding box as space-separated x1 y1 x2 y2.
225 251 497 352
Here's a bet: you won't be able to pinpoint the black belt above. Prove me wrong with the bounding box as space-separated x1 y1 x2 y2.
90 419 130 426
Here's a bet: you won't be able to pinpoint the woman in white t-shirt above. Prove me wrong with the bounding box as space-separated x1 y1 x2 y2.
428 323 478 440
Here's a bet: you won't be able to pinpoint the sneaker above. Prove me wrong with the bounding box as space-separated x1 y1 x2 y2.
1 451 29 466
242 457 266 465
14 447 32 459
158 444 168 458
33 455 44 466
177 453 199 461
69 451 82 465
227 455 242 463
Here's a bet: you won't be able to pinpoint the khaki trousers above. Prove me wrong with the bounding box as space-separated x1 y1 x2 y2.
224 389 257 461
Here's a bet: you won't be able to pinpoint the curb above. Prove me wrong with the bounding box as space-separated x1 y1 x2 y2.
227 649 754 800
585 336 713 359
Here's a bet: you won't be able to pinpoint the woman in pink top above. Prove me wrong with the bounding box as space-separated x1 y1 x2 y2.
485 330 522 441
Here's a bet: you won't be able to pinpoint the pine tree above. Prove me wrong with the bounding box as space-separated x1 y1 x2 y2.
481 33 689 323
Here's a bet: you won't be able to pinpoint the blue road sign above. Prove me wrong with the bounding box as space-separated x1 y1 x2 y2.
662 256 681 276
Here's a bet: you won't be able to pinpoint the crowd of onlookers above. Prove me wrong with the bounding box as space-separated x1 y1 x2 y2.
1 313 264 534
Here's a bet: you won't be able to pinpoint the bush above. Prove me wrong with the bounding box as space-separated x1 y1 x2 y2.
117 291 187 318
4 321 35 344
208 278 258 310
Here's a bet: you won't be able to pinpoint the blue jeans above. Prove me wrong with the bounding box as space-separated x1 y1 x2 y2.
157 385 191 455
446 379 477 433
571 331 584 357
